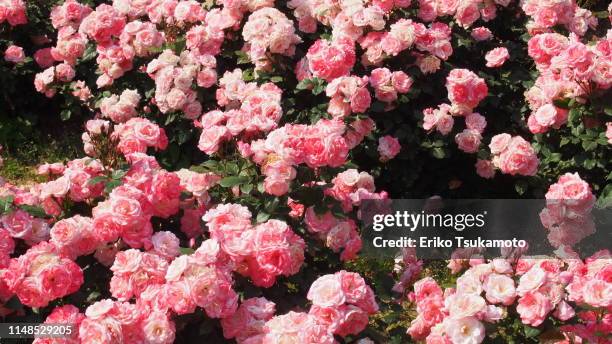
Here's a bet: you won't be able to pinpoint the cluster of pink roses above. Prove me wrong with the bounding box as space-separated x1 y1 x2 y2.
146 49 216 118
34 63 76 97
119 20 164 57
407 248 611 343
325 75 371 117
487 133 539 176
50 215 99 259
79 299 176 344
359 21 453 69
300 37 357 82
99 89 141 123
418 0 511 29
0 0 26 26
92 155 179 248
423 103 454 135
223 271 378 343
9 223 379 344
288 0 410 36
521 0 597 36
540 173 596 248
141 238 238 318
328 169 387 212
369 68 413 104
249 118 349 169
51 26 88 66
237 118 352 196
50 0 92 30
241 8 301 70
110 249 170 301
424 69 489 155
446 68 488 115
112 117 169 156
203 204 305 287
305 207 363 261
40 157 105 206
1 242 83 307
526 31 611 134
32 305 85 344
197 69 283 155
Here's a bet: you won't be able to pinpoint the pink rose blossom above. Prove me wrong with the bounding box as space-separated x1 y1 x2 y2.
485 47 509 68
4 45 25 63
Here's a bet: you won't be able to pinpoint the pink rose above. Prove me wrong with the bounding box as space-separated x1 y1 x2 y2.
307 38 356 82
534 104 558 127
444 317 485 344
4 45 25 63
485 47 509 68
516 291 553 326
392 71 413 93
471 27 493 41
445 293 486 318
489 133 512 154
307 274 346 307
55 63 75 82
483 273 516 305
553 300 575 321
34 48 54 68
378 135 401 161
455 129 482 153
465 112 487 133
350 87 371 114
475 159 495 179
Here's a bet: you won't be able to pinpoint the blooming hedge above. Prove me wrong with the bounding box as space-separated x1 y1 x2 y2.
0 0 611 343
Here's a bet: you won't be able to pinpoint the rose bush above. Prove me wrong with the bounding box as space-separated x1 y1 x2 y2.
0 0 611 343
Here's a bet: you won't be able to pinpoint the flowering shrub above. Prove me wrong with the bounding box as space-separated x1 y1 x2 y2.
0 0 610 343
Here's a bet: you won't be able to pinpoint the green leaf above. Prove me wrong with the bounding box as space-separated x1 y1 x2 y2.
88 175 108 185
60 109 72 121
86 291 101 303
18 205 48 218
225 162 239 175
0 196 14 214
432 147 446 159
524 325 541 338
219 176 250 188
256 212 270 223
295 78 312 90
240 183 253 195
235 50 250 65
568 108 581 124
515 181 528 195
180 247 195 255
111 169 128 180
596 183 612 209
312 83 325 95
264 197 280 213
104 179 122 193
582 140 597 151
198 160 221 172
553 98 570 109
